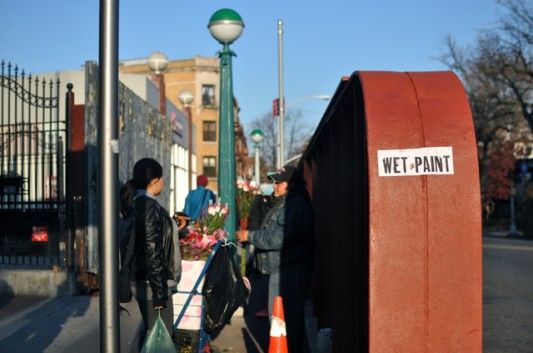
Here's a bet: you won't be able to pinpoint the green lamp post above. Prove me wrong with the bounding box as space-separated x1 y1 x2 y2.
250 128 264 185
208 9 244 243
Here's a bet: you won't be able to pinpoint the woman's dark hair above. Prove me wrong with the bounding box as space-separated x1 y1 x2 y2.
120 179 137 217
120 158 163 216
132 158 163 189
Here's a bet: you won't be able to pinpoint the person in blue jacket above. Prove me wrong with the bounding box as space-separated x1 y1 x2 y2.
183 174 216 221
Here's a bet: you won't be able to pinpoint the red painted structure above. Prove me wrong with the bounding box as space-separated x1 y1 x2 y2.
302 71 481 352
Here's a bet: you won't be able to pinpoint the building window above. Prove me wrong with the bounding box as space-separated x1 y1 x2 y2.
203 156 216 177
202 84 216 106
203 121 217 142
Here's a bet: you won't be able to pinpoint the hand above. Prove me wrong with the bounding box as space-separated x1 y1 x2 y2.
177 216 190 230
173 212 190 230
236 230 249 243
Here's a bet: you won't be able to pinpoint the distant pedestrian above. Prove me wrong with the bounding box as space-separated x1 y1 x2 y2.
119 158 183 345
183 174 216 221
237 165 315 353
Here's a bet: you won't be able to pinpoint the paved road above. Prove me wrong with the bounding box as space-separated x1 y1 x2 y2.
483 236 533 353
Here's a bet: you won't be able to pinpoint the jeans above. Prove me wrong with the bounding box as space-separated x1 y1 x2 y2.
268 264 312 353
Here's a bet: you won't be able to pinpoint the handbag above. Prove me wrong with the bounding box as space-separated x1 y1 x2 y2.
119 217 136 303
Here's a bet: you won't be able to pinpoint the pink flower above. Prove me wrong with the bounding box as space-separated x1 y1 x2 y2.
180 201 229 260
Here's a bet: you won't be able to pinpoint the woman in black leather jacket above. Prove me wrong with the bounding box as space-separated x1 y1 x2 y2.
120 158 181 339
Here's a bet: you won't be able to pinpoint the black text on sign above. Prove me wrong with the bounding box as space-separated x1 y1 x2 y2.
377 147 454 176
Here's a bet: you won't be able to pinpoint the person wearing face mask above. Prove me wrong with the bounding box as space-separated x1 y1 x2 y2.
236 165 315 353
119 158 182 343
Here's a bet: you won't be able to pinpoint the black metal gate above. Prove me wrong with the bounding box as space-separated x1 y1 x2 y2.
0 61 69 268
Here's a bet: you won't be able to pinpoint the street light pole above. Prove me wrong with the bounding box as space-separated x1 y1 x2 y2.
250 129 264 185
255 144 260 184
208 9 244 244
179 90 194 192
509 184 518 236
277 19 285 169
98 0 120 351
148 51 169 116
286 94 331 108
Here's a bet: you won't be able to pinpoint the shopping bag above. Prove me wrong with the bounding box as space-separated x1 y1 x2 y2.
140 310 177 353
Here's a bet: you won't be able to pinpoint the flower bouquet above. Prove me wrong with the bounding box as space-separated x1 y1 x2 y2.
179 203 229 261
236 179 261 277
236 178 261 230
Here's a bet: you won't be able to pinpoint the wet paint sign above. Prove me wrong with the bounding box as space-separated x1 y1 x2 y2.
378 146 454 176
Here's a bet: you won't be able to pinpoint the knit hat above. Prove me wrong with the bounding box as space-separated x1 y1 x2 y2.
197 175 208 187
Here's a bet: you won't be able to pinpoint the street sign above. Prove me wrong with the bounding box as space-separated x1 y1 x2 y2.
377 146 454 176
31 225 48 242
272 98 279 117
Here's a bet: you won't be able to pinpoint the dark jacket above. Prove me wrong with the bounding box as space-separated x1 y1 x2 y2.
247 194 276 231
126 195 175 307
248 187 314 275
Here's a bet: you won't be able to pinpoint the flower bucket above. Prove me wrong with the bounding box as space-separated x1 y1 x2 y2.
173 260 206 330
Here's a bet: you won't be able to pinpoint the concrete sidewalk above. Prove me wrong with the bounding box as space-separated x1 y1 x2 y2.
0 275 318 352
0 293 251 353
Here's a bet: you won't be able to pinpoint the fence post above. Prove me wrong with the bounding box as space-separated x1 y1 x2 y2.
65 83 74 271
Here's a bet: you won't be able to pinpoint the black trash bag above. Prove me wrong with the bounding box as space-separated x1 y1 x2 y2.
202 245 250 336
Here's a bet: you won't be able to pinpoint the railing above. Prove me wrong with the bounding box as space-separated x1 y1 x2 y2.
0 61 70 267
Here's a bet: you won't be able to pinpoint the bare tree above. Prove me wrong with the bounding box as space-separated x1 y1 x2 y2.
248 108 313 172
442 0 532 133
440 0 533 217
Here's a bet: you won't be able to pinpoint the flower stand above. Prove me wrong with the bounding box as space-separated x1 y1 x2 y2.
173 260 206 330
172 241 223 353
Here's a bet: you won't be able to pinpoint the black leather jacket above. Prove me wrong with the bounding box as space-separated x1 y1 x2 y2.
128 195 175 307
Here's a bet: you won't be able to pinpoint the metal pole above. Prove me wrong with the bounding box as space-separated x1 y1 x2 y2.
217 43 237 243
98 0 120 352
509 184 518 235
186 105 193 192
157 74 166 116
277 19 285 168
254 143 260 185
65 84 74 272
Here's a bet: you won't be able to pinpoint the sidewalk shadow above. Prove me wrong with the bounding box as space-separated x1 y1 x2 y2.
0 280 15 312
0 279 91 353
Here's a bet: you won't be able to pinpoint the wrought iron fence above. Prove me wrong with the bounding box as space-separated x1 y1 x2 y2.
0 61 69 267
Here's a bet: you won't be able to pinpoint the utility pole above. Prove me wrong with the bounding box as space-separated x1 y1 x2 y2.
98 0 120 351
277 19 285 168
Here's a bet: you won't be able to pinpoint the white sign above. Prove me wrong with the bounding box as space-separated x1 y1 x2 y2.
377 146 454 176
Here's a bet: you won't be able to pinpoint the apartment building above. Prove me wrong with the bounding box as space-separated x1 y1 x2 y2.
120 56 249 193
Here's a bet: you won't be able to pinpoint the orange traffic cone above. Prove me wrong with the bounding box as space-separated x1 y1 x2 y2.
268 296 289 353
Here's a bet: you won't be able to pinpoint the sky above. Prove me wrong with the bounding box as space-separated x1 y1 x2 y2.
0 0 504 133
